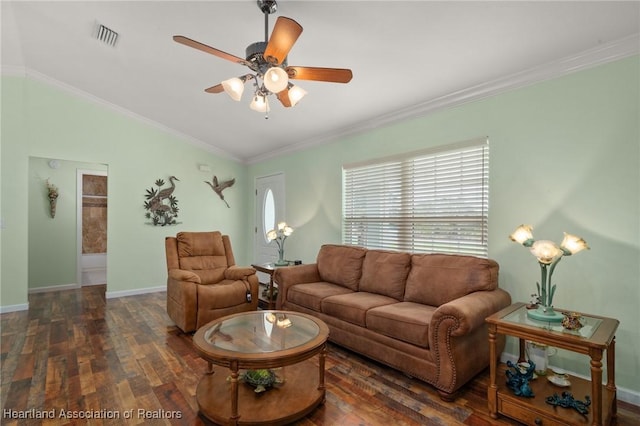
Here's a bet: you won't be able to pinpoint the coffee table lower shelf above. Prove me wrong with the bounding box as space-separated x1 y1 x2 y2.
197 359 325 425
494 364 616 426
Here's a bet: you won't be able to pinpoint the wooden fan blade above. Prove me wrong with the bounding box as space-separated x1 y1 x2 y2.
286 66 353 83
276 89 292 108
263 17 303 65
205 84 224 94
173 35 247 65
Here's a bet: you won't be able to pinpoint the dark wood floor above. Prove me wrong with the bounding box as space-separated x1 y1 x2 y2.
1 285 638 425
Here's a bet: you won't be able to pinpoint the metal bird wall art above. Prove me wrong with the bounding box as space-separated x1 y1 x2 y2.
205 176 235 208
144 176 180 226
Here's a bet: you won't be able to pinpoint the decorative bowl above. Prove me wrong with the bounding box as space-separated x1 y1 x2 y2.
561 312 584 331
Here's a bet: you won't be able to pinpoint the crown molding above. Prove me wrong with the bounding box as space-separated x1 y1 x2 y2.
246 34 639 164
3 33 638 166
1 66 242 162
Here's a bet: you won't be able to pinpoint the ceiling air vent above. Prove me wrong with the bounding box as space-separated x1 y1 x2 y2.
95 23 119 47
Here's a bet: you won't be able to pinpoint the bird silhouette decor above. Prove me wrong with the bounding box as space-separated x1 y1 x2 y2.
205 176 235 208
144 176 180 226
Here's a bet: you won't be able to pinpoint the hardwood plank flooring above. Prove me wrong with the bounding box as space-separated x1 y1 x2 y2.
1 286 638 425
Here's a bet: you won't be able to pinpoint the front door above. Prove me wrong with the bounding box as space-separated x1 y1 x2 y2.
254 173 285 268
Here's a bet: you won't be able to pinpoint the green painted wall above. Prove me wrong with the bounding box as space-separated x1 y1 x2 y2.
1 76 251 307
28 157 107 289
247 56 640 393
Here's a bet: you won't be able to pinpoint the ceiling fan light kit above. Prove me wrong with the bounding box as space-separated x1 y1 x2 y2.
173 0 352 118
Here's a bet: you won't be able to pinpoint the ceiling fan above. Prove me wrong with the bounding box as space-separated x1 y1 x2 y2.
173 0 353 117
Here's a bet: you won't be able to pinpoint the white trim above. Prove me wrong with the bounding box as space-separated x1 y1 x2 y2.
0 303 29 313
500 352 640 406
106 286 165 299
246 34 640 164
28 283 80 294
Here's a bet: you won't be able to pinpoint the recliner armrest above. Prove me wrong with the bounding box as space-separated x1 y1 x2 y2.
168 269 201 284
224 266 257 280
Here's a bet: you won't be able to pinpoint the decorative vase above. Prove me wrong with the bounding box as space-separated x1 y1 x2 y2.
275 245 288 266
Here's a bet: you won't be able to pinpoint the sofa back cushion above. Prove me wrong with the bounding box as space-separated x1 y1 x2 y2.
177 231 228 272
317 244 367 291
404 254 499 306
359 250 411 300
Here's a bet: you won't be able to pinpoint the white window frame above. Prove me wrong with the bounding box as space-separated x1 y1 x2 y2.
342 137 489 257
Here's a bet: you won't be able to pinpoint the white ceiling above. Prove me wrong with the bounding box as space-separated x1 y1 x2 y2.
2 1 639 163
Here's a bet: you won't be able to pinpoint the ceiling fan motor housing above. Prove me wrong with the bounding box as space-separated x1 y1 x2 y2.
246 41 287 74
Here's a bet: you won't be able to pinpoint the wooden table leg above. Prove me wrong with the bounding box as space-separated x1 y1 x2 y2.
518 337 525 363
319 344 327 403
589 348 603 426
230 361 240 425
606 337 617 421
488 324 498 419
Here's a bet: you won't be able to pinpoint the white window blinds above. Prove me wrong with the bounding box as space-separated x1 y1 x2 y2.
342 138 489 257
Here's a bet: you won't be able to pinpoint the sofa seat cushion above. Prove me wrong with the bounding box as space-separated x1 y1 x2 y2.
321 292 398 327
359 250 411 300
366 302 436 348
287 282 353 311
317 244 367 291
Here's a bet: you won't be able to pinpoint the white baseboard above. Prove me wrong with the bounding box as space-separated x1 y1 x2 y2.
28 283 80 294
0 303 29 313
500 352 640 407
105 286 165 299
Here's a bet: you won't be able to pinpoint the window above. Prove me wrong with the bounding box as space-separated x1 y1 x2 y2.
342 138 489 257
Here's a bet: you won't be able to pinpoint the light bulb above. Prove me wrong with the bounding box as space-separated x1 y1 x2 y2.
263 67 289 93
221 77 244 101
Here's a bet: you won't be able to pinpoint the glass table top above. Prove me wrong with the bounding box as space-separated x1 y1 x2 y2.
202 311 321 354
502 305 603 339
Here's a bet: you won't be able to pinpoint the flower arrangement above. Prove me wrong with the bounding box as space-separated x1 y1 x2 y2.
266 222 294 266
46 179 59 218
509 224 589 322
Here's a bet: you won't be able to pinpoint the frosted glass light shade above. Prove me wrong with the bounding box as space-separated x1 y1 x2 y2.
221 77 245 101
263 67 289 93
288 85 307 106
250 94 270 113
560 232 589 255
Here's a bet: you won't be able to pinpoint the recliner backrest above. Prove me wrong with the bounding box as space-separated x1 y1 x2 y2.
166 231 237 284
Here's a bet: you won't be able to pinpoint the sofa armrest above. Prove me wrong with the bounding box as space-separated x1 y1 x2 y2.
429 288 511 394
168 268 201 284
431 288 512 339
224 266 257 281
274 263 321 309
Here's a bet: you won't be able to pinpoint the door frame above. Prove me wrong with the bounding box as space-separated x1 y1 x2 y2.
76 169 108 287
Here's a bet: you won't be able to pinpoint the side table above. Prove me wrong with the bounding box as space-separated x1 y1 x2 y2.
486 303 619 426
252 261 296 309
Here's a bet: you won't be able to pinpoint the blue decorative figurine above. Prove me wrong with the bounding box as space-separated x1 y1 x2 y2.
505 360 536 397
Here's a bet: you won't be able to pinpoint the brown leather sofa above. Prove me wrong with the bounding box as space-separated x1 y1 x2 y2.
165 231 259 332
275 244 511 400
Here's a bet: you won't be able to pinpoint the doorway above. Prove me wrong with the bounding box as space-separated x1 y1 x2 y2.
77 169 108 286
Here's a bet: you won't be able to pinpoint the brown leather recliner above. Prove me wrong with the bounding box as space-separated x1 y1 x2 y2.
165 231 259 332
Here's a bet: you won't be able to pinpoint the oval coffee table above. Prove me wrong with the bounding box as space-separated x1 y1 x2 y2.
193 310 329 425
